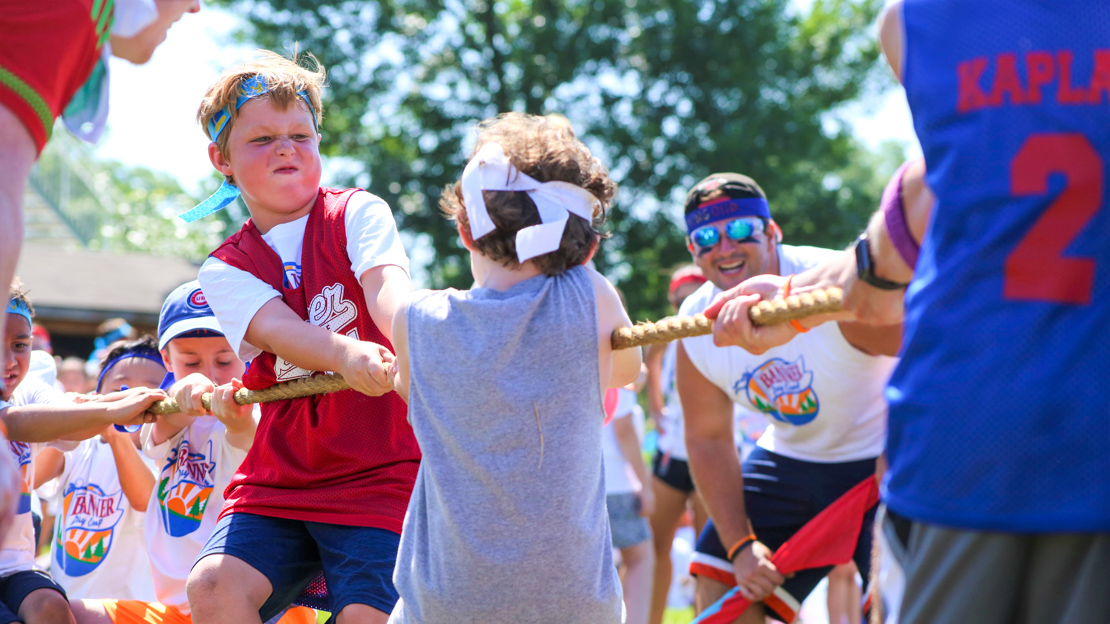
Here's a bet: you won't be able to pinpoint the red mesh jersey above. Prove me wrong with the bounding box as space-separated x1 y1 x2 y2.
210 188 420 531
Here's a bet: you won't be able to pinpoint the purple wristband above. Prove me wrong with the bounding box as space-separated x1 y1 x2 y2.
881 161 920 269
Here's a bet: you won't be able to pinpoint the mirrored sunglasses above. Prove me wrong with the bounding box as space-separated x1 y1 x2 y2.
690 217 766 251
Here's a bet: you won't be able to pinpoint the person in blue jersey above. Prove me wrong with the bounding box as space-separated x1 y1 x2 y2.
705 2 1110 623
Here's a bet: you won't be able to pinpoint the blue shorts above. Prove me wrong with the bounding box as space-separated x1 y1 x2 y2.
0 570 66 624
196 512 401 620
691 447 877 623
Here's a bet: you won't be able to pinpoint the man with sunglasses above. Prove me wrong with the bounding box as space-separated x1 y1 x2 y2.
676 173 902 623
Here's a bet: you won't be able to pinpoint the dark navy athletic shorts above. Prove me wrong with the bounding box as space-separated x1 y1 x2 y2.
196 512 401 620
0 569 66 624
690 447 877 623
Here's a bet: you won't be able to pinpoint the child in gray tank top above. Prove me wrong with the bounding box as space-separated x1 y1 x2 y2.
387 113 642 624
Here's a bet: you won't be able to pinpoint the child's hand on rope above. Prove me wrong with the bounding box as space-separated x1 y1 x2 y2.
339 342 396 397
171 373 218 418
97 386 167 429
209 379 253 436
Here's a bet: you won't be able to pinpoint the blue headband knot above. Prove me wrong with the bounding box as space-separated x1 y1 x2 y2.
181 75 319 223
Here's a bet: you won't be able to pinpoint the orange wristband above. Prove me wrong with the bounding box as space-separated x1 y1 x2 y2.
727 534 758 562
782 275 809 333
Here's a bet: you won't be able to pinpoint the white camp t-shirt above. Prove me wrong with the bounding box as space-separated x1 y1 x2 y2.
657 342 765 460
602 388 645 495
198 190 410 362
0 379 68 577
51 439 157 600
679 245 897 463
141 416 248 613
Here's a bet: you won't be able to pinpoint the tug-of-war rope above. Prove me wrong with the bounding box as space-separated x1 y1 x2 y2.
148 286 843 416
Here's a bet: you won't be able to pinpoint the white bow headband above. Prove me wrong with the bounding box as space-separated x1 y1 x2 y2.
461 143 599 263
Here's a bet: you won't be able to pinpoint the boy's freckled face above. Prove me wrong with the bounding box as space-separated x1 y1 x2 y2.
2 315 32 401
223 98 322 221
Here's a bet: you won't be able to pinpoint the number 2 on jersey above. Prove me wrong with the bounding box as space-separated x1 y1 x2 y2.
1006 133 1103 305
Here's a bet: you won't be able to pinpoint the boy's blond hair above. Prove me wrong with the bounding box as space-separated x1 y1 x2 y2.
197 50 327 159
441 113 616 276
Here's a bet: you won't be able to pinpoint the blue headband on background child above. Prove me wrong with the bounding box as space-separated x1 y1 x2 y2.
684 197 772 233
5 299 32 329
179 75 319 223
96 350 166 393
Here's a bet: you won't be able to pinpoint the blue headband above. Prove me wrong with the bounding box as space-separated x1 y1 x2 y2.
96 350 166 393
5 299 32 329
685 197 771 233
180 75 319 223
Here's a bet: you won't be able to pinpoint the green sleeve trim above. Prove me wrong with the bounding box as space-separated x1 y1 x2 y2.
0 65 53 143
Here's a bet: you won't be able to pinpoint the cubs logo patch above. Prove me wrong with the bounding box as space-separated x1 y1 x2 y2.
736 356 820 426
157 438 215 537
54 482 125 577
188 289 207 308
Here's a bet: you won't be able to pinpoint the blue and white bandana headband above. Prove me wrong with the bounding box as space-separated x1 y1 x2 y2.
461 143 599 263
684 196 771 234
96 349 165 393
5 299 32 329
179 75 319 223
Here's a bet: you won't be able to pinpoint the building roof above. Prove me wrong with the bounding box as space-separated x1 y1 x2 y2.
15 243 202 326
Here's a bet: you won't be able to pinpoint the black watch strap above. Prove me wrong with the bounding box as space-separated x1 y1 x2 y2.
855 233 909 290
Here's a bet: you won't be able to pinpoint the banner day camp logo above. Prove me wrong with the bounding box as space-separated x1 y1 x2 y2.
157 438 215 537
737 357 820 426
54 482 125 576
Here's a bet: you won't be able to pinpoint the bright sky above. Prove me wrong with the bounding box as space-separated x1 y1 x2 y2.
92 6 921 197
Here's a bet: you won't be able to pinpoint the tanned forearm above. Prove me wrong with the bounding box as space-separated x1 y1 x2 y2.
108 436 155 512
614 416 650 490
5 404 121 443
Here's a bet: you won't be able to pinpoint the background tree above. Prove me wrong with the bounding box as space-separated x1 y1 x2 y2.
216 0 898 320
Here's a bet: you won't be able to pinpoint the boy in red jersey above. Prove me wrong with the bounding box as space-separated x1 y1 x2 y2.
186 52 419 624
0 0 199 394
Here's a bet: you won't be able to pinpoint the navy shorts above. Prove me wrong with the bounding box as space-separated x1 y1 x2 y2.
690 447 877 623
0 570 66 624
196 512 401 620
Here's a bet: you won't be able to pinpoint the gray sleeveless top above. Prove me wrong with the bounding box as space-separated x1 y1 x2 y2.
389 266 621 624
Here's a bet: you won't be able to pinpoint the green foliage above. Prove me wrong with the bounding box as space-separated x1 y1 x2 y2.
215 0 895 321
86 166 240 262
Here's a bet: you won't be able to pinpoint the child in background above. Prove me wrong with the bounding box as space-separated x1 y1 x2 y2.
66 281 312 624
38 336 165 602
603 384 655 624
388 112 642 623
2 282 165 624
188 52 418 624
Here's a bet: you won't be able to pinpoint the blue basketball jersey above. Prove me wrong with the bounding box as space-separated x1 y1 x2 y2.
887 0 1110 532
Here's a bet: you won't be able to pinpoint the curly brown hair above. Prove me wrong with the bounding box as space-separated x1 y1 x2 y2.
441 113 616 276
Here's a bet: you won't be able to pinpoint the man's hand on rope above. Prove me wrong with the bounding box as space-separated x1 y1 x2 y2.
732 540 785 603
339 341 396 397
704 275 797 355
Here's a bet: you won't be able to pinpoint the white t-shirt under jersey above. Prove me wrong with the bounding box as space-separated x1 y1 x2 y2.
0 380 71 577
51 439 157 601
602 388 645 495
657 342 766 461
198 190 410 362
141 416 248 613
679 245 897 463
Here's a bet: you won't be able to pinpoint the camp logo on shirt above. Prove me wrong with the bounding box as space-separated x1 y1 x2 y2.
157 438 215 537
8 442 31 514
737 356 820 426
283 262 302 290
53 481 126 576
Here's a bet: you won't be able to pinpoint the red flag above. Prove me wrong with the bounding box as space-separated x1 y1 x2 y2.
692 476 879 624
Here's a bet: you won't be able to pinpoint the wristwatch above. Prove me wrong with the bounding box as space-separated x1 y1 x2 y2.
854 233 909 290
